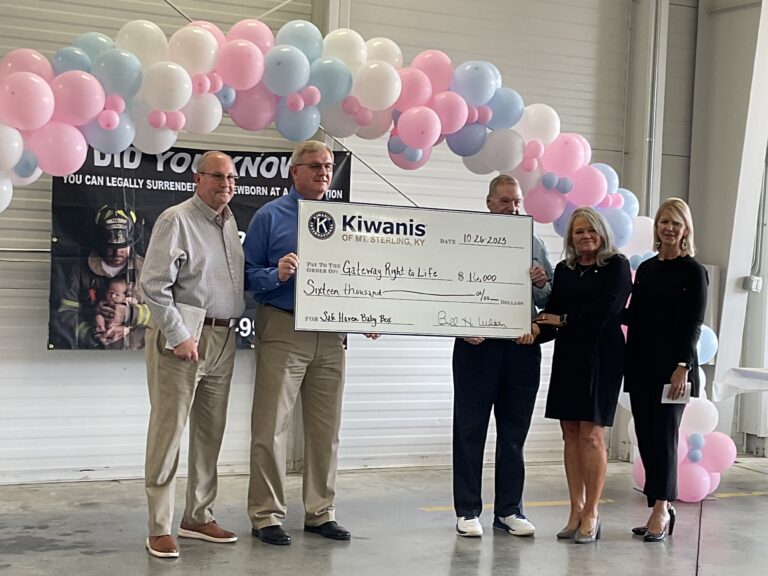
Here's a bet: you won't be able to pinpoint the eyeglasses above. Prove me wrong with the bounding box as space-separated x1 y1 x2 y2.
199 172 239 183
294 162 335 173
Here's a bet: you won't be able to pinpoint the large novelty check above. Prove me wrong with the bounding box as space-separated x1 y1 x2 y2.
295 201 533 338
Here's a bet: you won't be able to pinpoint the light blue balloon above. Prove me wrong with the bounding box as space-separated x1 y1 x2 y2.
308 58 352 105
275 100 320 141
488 62 503 90
641 250 656 263
697 325 718 364
446 124 487 157
688 449 703 463
618 187 639 218
541 172 558 190
688 433 706 450
388 135 406 155
215 85 237 110
629 254 642 270
82 112 136 154
13 150 38 178
602 207 633 247
264 45 311 97
53 46 92 74
275 20 323 63
556 177 573 194
592 163 620 196
403 147 423 162
72 32 115 63
485 87 524 130
553 202 577 237
452 61 497 106
91 49 143 98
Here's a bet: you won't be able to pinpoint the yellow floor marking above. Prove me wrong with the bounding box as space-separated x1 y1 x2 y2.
712 491 768 498
420 499 614 513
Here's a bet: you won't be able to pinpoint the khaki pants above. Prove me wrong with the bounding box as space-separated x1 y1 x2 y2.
144 324 235 536
248 305 345 529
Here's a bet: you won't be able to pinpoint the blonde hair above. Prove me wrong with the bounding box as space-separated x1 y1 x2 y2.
564 207 620 268
654 198 696 256
290 140 333 165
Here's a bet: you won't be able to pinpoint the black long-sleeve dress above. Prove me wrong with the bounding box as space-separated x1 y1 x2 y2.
625 255 708 505
543 254 632 426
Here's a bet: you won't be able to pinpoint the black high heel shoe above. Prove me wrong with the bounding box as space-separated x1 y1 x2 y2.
631 525 647 536
644 506 675 542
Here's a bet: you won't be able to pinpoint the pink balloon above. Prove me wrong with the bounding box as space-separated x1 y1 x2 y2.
523 185 567 223
208 72 224 94
541 133 586 175
700 432 737 473
677 462 711 503
708 472 721 494
28 121 87 176
148 110 167 129
477 105 493 125
187 20 227 49
389 145 432 170
301 85 321 107
98 109 120 130
566 164 607 206
677 434 689 464
228 83 278 131
342 95 360 115
0 48 54 83
411 50 453 93
397 106 441 149
632 456 645 490
597 194 612 209
354 107 373 126
612 193 625 209
51 71 105 126
394 67 432 112
227 19 275 54
166 111 186 131
286 92 305 112
525 139 544 159
430 91 468 135
520 157 538 172
104 94 126 114
0 72 55 131
217 40 264 91
570 132 592 165
192 74 211 95
466 106 479 125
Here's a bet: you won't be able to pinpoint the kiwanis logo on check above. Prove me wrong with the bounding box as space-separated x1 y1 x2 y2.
308 211 336 239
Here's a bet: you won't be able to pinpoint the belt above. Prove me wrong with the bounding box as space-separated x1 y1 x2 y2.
204 317 237 328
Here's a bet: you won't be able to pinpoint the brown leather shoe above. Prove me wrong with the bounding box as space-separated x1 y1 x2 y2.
146 535 179 558
177 520 237 543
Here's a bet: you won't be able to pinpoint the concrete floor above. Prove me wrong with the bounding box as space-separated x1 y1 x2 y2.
0 460 766 576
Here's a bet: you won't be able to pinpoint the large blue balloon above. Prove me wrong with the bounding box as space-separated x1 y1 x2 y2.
446 124 487 157
452 61 497 106
387 135 406 155
275 20 324 63
553 202 577 237
602 207 633 247
72 32 115 63
485 87 524 130
697 325 718 364
264 45 311 97
91 49 143 98
53 46 92 74
592 163 620 196
309 57 352 105
617 187 639 218
275 100 320 141
82 113 136 154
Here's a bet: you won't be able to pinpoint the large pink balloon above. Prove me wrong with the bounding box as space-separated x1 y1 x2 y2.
700 432 737 473
541 133 586 175
566 164 607 207
228 83 278 131
227 19 275 54
28 121 88 176
523 185 567 223
397 106 441 149
394 68 432 112
632 456 645 490
430 91 468 135
187 20 227 49
677 462 711 503
51 71 106 126
217 40 264 90
0 48 54 82
411 50 453 93
389 145 432 170
0 72 55 131
569 132 592 165
708 471 721 494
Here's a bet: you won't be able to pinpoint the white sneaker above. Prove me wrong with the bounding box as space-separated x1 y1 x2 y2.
494 514 535 536
456 516 483 537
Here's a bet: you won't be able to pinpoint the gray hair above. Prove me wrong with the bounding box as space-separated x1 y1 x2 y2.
564 207 620 268
195 150 233 173
654 197 696 256
488 174 520 198
290 140 333 166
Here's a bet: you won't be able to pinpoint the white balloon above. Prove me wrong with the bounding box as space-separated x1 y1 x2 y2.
513 103 560 145
320 104 358 138
130 100 177 154
323 28 367 71
10 166 42 187
351 61 401 111
181 94 222 134
503 163 542 195
116 20 168 66
168 27 219 75
479 128 525 172
622 216 655 256
697 367 707 398
141 61 193 111
365 37 402 69
680 397 719 434
356 108 393 139
0 123 23 171
462 152 493 175
0 175 12 213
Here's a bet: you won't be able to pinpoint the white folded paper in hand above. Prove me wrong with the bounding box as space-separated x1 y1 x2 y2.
661 382 691 404
165 303 206 349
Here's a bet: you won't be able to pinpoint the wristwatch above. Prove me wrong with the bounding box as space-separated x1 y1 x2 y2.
677 362 691 370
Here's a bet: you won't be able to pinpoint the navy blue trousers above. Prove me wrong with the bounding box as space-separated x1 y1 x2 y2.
452 338 541 518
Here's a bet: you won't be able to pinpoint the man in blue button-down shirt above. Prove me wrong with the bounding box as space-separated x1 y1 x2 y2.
243 141 350 546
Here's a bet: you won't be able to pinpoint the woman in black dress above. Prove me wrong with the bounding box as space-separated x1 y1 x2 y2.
536 207 631 543
624 198 708 542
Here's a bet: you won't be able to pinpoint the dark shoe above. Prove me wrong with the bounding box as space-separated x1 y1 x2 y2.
304 520 351 541
644 506 676 542
631 525 648 536
252 525 291 546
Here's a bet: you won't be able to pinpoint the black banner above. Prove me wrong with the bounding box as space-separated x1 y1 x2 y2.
47 146 351 350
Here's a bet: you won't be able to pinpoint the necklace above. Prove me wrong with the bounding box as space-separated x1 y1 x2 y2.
577 263 596 278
